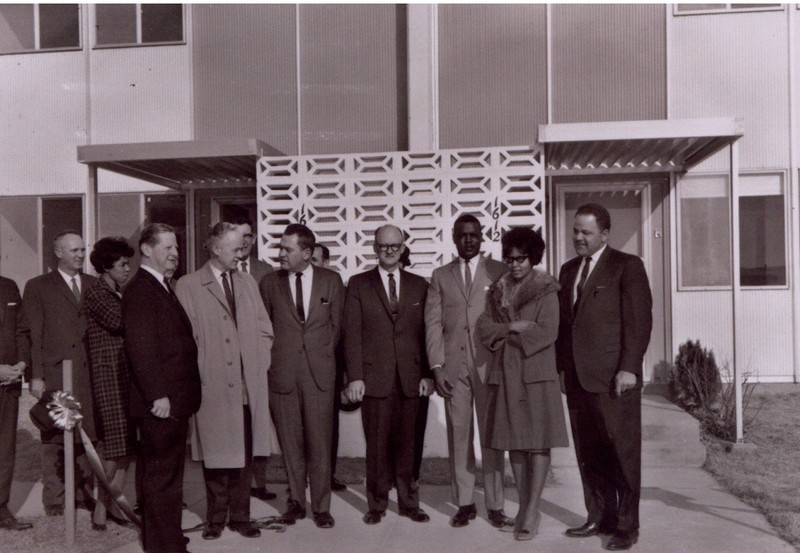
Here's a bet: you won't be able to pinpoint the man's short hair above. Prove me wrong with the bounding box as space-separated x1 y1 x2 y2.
453 213 481 229
373 224 405 243
315 244 331 261
54 229 82 247
225 215 253 228
575 203 612 232
139 223 176 255
284 223 315 251
205 222 238 252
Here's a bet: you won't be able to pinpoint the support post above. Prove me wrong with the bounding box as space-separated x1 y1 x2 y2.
63 359 75 546
729 142 744 443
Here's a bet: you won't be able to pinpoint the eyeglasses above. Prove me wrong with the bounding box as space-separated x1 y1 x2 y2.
376 243 402 253
503 255 529 265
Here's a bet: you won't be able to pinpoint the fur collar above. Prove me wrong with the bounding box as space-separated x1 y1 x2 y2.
487 269 560 320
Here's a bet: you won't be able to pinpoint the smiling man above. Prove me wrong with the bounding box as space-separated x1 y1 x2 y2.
424 214 513 529
555 203 653 552
258 223 344 529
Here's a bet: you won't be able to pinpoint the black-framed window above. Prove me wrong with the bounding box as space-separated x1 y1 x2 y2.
0 4 80 54
95 4 184 47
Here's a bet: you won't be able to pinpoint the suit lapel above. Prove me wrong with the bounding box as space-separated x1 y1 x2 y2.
200 263 232 319
448 259 468 300
575 247 611 316
50 270 80 309
369 268 394 320
306 266 323 322
278 270 302 324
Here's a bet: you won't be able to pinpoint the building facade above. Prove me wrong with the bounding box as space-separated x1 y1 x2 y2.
1 4 797 399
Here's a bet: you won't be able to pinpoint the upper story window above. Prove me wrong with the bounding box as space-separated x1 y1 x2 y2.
674 4 783 15
95 4 184 48
0 4 81 54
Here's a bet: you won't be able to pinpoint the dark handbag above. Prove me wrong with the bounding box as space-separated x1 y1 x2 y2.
29 395 56 433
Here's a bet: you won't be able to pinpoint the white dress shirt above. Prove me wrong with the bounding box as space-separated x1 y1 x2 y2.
57 268 81 293
288 263 313 317
573 244 607 305
139 264 171 292
378 265 400 303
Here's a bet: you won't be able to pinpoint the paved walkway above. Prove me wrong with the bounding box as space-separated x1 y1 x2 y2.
12 394 794 553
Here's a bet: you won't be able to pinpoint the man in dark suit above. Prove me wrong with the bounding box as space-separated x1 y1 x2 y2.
259 224 344 529
227 215 277 502
424 214 513 528
310 244 347 493
23 230 97 515
123 223 201 553
556 203 652 551
345 224 433 525
0 275 32 531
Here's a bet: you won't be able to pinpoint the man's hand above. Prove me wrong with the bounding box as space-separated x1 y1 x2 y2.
151 397 171 419
419 378 434 397
346 380 365 403
0 364 22 385
30 378 45 399
614 370 637 396
508 320 535 333
432 369 454 398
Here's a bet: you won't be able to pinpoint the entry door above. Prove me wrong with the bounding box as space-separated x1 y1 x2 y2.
193 187 258 269
554 178 669 383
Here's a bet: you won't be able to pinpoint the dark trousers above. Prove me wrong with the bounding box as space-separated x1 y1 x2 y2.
203 406 253 525
331 343 346 476
362 385 420 513
138 416 189 553
566 386 642 533
40 441 93 509
0 390 18 518
270 361 333 514
412 395 429 482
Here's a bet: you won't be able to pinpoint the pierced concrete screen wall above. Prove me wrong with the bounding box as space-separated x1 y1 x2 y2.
257 146 545 281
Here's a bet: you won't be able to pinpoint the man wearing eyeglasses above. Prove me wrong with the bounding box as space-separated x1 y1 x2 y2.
226 216 278 503
344 224 433 525
424 213 514 529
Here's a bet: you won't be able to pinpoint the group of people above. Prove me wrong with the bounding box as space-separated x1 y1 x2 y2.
0 201 652 553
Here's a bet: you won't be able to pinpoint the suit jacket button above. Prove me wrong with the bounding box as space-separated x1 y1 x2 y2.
227 361 233 366
225 338 231 343
228 383 234 388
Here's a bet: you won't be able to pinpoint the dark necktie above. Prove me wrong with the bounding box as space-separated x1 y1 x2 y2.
70 276 81 302
163 276 178 301
464 261 472 292
388 272 398 320
222 271 237 325
240 260 248 273
574 257 592 314
295 272 305 323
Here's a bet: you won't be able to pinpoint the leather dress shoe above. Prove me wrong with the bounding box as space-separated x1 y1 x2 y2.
566 520 604 537
313 511 335 528
0 516 33 531
362 510 385 524
280 499 307 524
229 521 261 538
331 477 347 491
250 487 277 501
399 507 430 523
202 524 223 540
487 509 515 528
607 529 639 550
450 504 477 527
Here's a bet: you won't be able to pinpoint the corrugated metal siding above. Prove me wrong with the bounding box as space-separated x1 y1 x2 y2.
551 4 666 124
672 290 793 380
438 4 547 149
299 4 407 155
192 4 298 155
0 51 86 195
670 10 789 171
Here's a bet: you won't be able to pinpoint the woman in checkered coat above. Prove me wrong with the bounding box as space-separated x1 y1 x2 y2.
83 236 137 531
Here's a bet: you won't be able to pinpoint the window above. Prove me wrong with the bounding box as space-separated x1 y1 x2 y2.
0 4 80 54
738 173 786 287
677 172 788 290
95 4 184 47
42 197 83 274
674 4 783 15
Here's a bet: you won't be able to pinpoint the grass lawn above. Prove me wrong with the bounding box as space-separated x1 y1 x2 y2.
702 384 800 551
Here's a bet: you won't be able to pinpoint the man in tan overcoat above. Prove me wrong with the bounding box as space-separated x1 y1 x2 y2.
176 222 275 540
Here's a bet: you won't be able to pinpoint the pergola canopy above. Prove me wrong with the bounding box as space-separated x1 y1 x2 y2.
538 117 743 176
77 138 284 190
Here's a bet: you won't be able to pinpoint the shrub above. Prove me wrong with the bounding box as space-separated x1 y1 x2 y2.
669 340 760 442
669 340 722 411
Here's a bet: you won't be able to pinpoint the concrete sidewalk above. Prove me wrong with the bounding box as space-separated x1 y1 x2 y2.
14 394 793 553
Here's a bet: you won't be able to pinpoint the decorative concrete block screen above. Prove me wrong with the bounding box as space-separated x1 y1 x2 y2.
257 146 545 282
